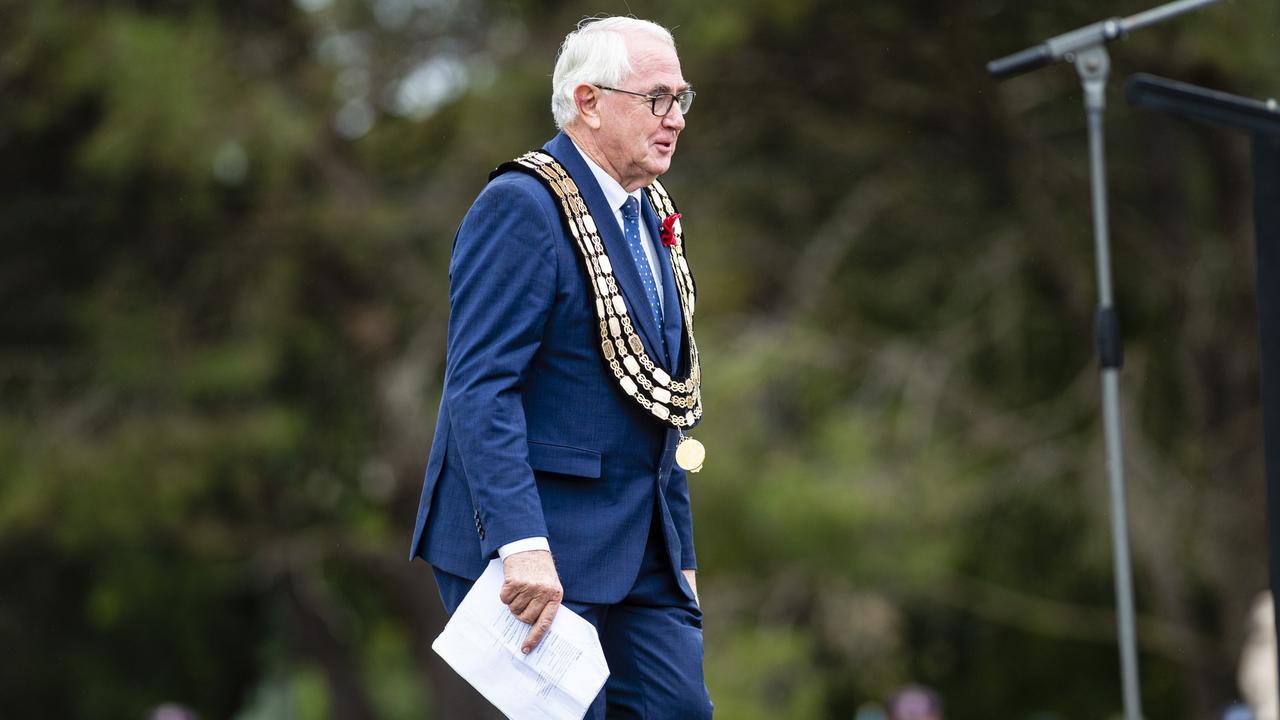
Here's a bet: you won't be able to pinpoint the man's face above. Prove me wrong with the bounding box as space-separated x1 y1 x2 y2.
594 33 689 191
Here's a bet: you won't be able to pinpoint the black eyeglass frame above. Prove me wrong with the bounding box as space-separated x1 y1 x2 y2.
594 85 695 116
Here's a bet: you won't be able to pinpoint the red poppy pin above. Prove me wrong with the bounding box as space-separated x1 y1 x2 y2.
660 213 682 247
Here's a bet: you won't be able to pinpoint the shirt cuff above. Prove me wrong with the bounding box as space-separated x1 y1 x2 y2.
498 536 551 559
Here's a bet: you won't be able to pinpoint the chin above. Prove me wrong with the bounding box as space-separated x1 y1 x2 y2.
645 157 673 178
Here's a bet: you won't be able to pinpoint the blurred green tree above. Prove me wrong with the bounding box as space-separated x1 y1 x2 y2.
1 0 1277 717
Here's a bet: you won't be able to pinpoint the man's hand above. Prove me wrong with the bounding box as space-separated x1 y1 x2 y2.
500 549 563 654
682 568 699 606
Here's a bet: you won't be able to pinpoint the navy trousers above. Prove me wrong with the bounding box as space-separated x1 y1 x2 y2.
433 503 713 719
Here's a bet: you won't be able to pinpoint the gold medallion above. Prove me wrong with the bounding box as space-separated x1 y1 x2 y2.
675 436 706 473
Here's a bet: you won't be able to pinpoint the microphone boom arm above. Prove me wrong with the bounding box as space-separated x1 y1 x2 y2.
986 0 1222 80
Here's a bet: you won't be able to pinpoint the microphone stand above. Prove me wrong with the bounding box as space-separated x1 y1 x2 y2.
987 2 1223 719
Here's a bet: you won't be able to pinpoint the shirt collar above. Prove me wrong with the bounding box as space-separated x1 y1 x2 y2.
568 137 643 212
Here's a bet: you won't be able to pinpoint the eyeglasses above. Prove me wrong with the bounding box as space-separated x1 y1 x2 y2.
594 85 695 116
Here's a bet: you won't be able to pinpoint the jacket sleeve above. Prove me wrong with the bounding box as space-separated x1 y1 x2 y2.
666 463 698 570
443 174 559 558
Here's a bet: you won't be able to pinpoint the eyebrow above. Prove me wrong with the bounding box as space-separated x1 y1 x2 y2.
647 83 694 95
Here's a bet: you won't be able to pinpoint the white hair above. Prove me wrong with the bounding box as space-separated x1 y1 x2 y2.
551 17 675 130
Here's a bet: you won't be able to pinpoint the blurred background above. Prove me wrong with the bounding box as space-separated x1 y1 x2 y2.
3 0 1279 717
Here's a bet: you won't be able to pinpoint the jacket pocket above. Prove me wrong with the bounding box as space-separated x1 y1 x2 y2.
527 440 602 479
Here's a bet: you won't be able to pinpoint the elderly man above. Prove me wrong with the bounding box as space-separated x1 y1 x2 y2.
408 16 713 718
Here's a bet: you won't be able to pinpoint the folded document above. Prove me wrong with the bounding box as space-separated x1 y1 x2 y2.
432 559 610 719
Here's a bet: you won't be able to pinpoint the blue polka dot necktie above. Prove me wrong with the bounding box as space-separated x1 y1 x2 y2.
621 196 665 341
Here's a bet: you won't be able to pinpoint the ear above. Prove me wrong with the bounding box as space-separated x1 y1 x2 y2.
574 84 603 130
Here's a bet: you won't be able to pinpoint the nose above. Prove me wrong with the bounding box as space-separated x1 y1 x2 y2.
662 103 686 130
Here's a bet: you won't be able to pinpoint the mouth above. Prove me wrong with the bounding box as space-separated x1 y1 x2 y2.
654 138 677 153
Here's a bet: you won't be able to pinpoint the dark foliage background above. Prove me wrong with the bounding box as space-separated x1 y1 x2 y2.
2 0 1278 717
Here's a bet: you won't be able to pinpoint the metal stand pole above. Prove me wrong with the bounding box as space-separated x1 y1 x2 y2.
989 4 1228 717
1253 133 1280 717
1075 45 1143 720
1126 74 1280 703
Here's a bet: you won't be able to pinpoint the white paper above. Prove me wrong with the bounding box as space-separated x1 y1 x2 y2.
432 559 610 720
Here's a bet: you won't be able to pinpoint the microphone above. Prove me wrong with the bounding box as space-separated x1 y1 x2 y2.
987 18 1125 80
986 0 1223 81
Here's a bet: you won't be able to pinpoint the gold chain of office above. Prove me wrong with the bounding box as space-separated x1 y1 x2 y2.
503 150 703 430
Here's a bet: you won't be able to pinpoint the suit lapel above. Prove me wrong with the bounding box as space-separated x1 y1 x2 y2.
544 133 667 364
641 193 684 371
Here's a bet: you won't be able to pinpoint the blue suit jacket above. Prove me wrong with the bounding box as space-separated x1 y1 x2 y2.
408 132 697 605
